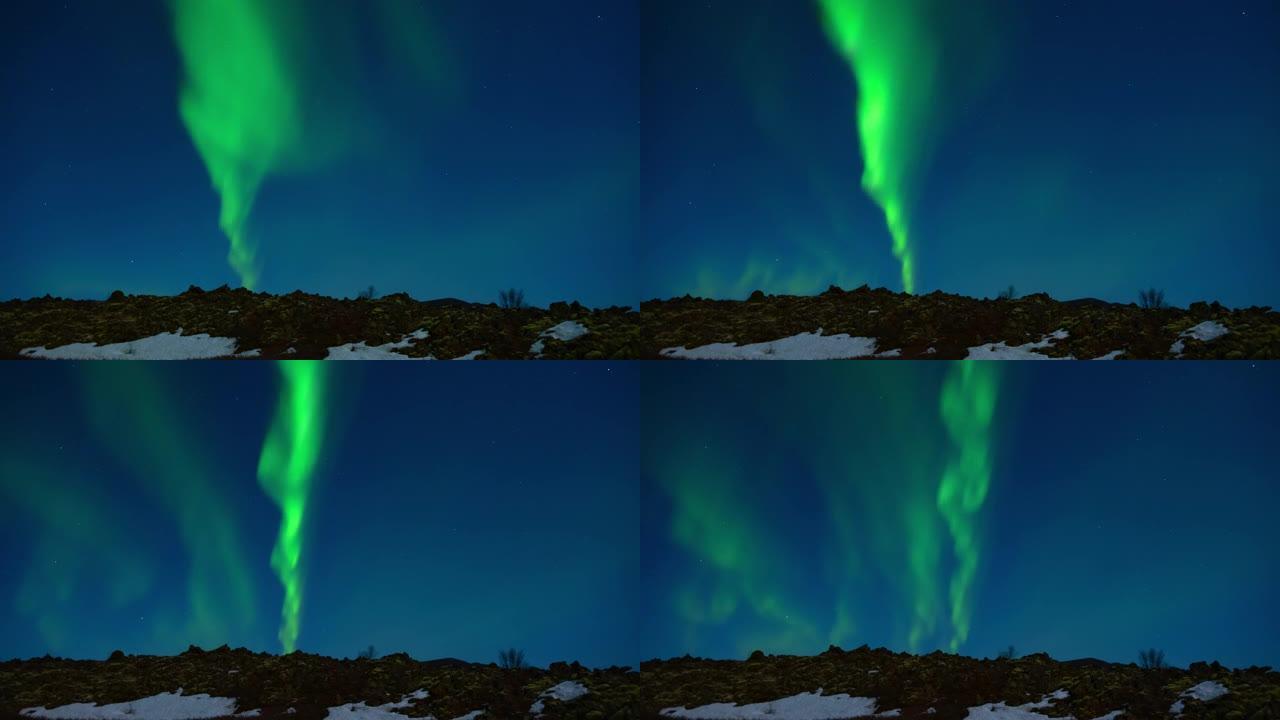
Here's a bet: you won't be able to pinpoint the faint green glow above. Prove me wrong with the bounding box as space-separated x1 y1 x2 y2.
811 366 944 653
817 0 939 294
257 361 327 653
937 363 1000 652
0 457 154 653
79 365 257 648
657 366 1005 657
693 252 865 300
659 432 818 656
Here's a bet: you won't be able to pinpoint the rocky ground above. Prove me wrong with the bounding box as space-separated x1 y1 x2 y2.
640 645 1280 719
3 285 1277 360
0 645 641 719
5 646 1277 719
0 286 640 360
642 286 1280 359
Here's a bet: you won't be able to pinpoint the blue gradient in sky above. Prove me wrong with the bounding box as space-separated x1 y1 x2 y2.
0 363 639 667
641 0 1279 306
1 0 637 307
640 362 1280 668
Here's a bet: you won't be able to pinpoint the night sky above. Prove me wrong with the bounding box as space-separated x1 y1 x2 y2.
641 0 1279 306
2 0 638 307
0 363 640 667
6 1 1274 308
640 362 1280 669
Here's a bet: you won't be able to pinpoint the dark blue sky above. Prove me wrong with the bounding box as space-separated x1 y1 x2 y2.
640 362 1280 668
641 0 1279 306
1 0 638 307
0 363 639 667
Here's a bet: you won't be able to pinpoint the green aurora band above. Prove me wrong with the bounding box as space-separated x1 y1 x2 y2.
257 361 328 653
817 0 939 294
170 0 456 289
655 365 1002 657
0 457 154 653
936 363 1000 652
171 0 305 290
79 365 257 648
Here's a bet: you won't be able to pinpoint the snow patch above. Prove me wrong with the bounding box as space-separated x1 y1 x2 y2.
660 689 879 719
452 350 485 360
963 689 1071 719
1170 681 1228 715
661 329 880 360
324 689 429 720
1092 350 1124 360
530 321 590 356
20 330 242 360
450 712 484 720
1170 321 1229 356
967 329 1071 360
20 689 240 719
327 329 430 360
530 681 589 715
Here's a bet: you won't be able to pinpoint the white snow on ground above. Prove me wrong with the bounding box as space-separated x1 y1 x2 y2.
530 321 590 356
20 330 244 360
530 681 590 715
324 689 429 720
660 329 879 360
452 350 485 360
967 329 1071 360
1170 680 1229 715
1170 321 1229 356
964 689 1068 719
963 689 1122 720
450 712 484 720
660 690 880 719
327 329 430 360
234 711 261 718
1093 350 1125 360
20 689 239 719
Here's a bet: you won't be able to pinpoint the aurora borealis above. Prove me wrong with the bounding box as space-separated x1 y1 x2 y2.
3 0 1275 307
816 0 937 294
1 362 1277 668
0 363 639 667
639 362 1280 669
1 0 1278 690
256 363 328 653
2 0 636 306
641 0 1278 306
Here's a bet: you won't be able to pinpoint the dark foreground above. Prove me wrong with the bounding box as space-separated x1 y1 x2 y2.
641 645 1280 719
2 285 1277 360
0 286 639 360
5 645 1278 720
1 645 639 719
644 286 1280 359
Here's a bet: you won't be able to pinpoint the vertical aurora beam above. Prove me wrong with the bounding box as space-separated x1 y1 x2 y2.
171 0 303 289
936 363 999 652
817 0 939 294
257 361 327 653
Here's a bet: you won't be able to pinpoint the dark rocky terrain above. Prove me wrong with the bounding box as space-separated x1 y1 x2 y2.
0 286 640 360
642 285 1280 359
640 645 1280 719
0 645 640 719
4 284 1277 360
6 645 1277 719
